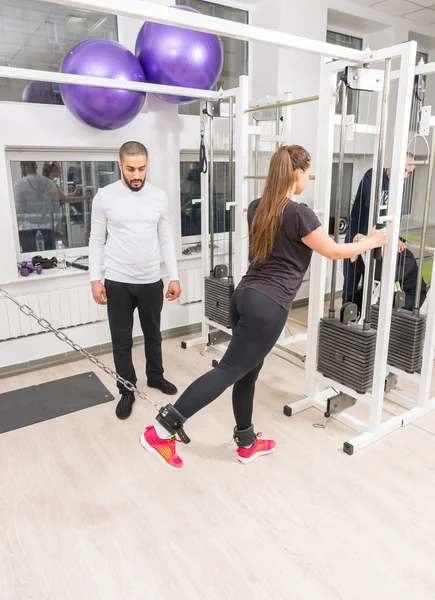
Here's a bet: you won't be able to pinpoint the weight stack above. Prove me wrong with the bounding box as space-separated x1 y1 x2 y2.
204 276 235 329
371 305 426 374
317 317 377 394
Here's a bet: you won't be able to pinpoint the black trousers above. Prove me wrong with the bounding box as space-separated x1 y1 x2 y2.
174 287 288 430
105 279 164 394
343 249 427 314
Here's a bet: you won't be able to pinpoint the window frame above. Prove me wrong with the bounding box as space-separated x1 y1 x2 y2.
6 148 126 262
175 0 249 116
326 29 363 120
180 149 234 252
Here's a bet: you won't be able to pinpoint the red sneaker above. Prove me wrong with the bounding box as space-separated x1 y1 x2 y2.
139 426 183 470
236 433 276 464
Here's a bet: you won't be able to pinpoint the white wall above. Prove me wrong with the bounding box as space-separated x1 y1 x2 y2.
0 99 207 367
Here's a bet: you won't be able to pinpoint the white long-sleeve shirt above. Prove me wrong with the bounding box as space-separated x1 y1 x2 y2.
88 180 179 284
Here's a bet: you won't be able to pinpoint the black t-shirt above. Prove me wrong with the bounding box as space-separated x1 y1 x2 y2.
237 198 321 310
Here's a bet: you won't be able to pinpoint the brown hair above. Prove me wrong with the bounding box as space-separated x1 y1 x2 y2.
251 145 311 265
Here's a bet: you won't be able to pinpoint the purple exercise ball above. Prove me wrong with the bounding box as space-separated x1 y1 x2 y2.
135 5 224 104
59 39 146 130
22 81 64 105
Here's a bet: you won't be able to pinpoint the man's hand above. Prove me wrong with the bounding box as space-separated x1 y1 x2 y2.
165 280 181 301
350 233 365 263
398 239 406 253
91 280 107 305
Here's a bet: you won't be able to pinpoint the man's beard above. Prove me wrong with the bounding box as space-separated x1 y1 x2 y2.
123 172 146 192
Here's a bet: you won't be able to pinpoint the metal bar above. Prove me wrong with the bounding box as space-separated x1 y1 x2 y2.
228 96 234 280
254 121 260 198
234 75 251 285
414 130 435 311
209 116 215 276
0 65 222 100
329 80 348 316
304 65 337 395
245 95 319 114
364 58 391 329
40 0 366 62
365 43 415 64
276 107 281 150
369 42 416 433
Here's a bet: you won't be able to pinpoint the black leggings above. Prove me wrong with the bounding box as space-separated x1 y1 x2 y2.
174 287 288 430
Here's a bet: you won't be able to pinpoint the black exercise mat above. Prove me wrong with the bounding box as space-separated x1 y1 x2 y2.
0 371 114 434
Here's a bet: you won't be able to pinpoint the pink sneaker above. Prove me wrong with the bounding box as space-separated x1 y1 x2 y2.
236 433 276 464
139 426 183 470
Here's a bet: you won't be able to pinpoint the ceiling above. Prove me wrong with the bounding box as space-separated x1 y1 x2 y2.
348 0 435 26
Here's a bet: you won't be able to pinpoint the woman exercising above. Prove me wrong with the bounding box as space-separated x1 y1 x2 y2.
139 145 388 470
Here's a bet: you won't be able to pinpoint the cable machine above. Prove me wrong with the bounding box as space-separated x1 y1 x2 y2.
284 42 435 454
317 63 390 394
203 98 235 329
370 73 433 375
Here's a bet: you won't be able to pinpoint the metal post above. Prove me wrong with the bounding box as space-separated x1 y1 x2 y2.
367 43 416 435
304 62 337 393
328 79 348 317
209 115 215 276
228 96 234 281
363 58 391 330
276 107 281 150
254 120 260 198
414 130 435 312
234 75 251 286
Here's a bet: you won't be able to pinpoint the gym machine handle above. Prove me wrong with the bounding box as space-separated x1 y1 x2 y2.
373 223 385 260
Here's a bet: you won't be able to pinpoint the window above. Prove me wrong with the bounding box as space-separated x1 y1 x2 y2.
9 157 120 253
175 0 248 116
0 0 118 103
326 30 363 118
180 152 234 247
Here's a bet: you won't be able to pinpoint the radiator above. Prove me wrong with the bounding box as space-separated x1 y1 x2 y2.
179 268 203 305
0 285 107 341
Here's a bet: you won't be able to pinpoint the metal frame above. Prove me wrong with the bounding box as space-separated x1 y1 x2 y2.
38 0 366 63
287 42 422 455
182 84 314 359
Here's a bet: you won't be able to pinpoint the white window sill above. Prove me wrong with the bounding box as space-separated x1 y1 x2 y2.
4 265 88 286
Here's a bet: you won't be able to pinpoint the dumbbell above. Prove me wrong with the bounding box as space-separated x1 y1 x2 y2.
19 261 43 277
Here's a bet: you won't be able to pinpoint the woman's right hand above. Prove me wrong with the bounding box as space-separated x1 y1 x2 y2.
369 225 388 248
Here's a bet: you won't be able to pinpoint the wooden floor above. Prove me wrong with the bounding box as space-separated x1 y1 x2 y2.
2 328 435 599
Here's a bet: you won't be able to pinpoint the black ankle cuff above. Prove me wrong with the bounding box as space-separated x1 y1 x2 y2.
156 404 190 444
233 425 257 448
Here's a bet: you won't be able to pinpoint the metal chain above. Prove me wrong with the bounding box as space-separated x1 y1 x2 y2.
0 287 163 411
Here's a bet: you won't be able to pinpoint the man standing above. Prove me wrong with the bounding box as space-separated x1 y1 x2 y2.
342 155 426 312
89 141 181 420
14 161 61 252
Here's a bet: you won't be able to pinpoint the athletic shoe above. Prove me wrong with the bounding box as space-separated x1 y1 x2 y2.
139 426 183 470
236 433 276 464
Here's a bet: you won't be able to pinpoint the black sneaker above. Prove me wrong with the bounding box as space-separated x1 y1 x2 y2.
147 378 177 395
115 392 135 420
